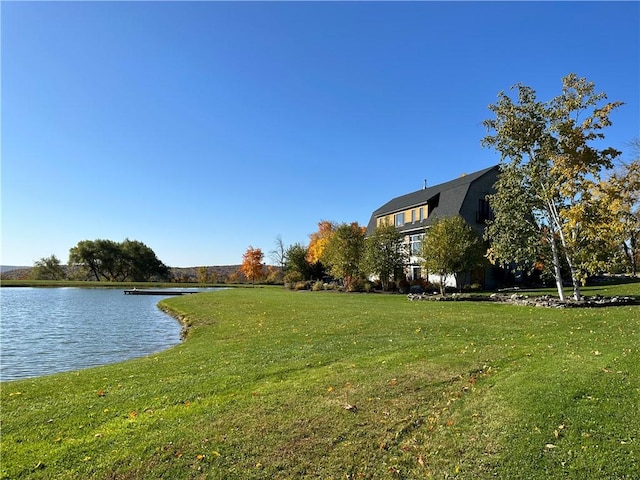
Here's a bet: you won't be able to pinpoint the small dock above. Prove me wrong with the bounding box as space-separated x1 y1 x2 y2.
124 289 200 296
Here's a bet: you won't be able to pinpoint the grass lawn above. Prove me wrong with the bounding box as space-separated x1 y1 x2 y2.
1 284 639 479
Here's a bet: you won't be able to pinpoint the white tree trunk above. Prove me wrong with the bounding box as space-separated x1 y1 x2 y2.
547 199 581 301
548 233 566 302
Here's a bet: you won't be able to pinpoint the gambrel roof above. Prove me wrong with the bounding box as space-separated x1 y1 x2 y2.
367 165 499 235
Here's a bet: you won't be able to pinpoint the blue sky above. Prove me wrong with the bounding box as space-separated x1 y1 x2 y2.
2 1 638 267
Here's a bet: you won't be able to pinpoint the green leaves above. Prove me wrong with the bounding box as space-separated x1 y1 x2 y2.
420 216 484 294
68 238 170 282
363 223 407 291
482 74 624 300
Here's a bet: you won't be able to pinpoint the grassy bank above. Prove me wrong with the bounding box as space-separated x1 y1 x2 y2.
1 285 639 479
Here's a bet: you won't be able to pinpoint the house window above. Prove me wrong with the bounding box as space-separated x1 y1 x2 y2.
394 212 405 227
410 234 423 255
419 207 424 221
477 198 493 223
411 210 416 223
411 266 422 280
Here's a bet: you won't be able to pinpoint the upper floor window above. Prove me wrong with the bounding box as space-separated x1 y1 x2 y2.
419 207 424 221
477 198 493 223
410 234 423 255
411 210 416 223
394 212 405 227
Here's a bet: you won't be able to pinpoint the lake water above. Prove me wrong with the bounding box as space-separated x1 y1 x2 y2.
0 287 212 381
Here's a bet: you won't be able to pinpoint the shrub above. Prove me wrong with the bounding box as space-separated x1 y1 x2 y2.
284 271 304 289
265 267 284 285
463 283 483 292
346 277 368 292
411 277 431 291
294 281 310 291
284 271 303 284
312 280 324 291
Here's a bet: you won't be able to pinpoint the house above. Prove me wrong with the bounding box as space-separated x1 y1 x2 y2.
366 164 500 289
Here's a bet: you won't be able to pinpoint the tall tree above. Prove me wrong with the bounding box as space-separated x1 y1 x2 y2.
284 243 312 280
120 239 170 281
363 223 407 291
321 222 366 291
68 239 169 281
482 74 623 300
420 216 485 295
269 235 287 272
240 246 265 287
31 254 66 280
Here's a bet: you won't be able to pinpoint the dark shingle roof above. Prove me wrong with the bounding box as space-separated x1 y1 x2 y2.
367 165 499 234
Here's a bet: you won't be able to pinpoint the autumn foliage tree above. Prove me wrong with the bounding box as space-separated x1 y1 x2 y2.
586 153 640 275
482 74 623 300
321 222 367 291
240 246 265 286
306 221 336 265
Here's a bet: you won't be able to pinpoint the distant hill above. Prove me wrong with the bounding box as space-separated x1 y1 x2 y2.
169 265 243 282
0 267 32 280
0 266 30 273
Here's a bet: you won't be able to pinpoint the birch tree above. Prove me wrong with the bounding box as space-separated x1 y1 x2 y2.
482 74 623 300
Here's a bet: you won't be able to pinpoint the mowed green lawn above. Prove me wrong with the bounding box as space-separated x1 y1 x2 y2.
1 285 638 479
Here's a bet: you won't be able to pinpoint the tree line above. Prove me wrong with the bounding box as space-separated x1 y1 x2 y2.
238 216 485 295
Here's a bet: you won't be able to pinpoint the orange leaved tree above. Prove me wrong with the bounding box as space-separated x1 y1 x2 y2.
306 220 336 264
240 246 265 287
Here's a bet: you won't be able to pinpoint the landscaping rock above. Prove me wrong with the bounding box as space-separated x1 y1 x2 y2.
407 292 638 308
